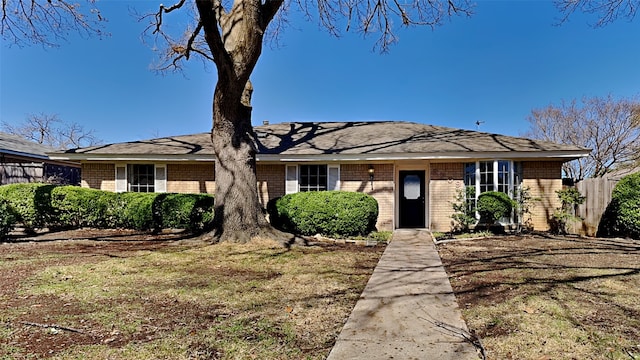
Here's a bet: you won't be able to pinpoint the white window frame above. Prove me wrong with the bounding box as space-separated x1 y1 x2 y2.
465 160 522 223
285 164 340 194
114 163 166 193
470 160 519 197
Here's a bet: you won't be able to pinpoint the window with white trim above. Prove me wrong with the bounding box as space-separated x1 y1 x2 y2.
465 160 522 196
464 160 523 221
285 164 340 193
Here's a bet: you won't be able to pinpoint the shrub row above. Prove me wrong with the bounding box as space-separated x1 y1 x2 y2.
0 183 214 234
268 191 378 237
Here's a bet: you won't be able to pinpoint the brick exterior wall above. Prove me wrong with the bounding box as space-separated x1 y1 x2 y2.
166 163 215 194
340 164 394 231
429 163 464 232
522 161 563 231
81 163 115 191
428 161 564 232
80 159 564 233
256 164 285 207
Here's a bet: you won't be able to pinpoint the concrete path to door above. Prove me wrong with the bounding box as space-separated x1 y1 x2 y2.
327 229 481 360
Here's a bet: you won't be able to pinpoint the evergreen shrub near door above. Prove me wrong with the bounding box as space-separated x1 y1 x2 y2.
477 191 516 225
269 191 379 237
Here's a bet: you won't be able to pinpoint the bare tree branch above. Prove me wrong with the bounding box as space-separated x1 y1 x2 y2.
554 0 639 27
1 0 107 47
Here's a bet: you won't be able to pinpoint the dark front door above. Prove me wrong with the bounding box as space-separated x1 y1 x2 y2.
399 170 425 228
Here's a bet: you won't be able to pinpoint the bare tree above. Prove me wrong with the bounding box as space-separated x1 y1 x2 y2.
524 95 640 180
2 113 101 149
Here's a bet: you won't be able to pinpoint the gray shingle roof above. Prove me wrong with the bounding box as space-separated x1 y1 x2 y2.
0 131 56 159
254 122 588 155
54 121 590 160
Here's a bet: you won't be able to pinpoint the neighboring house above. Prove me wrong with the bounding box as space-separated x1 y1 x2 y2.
49 121 589 232
0 132 81 185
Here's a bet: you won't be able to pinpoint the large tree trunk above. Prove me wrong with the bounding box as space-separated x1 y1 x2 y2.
195 0 293 244
210 80 269 243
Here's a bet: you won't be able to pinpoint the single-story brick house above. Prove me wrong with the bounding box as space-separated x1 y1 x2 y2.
49 121 589 232
1 131 81 185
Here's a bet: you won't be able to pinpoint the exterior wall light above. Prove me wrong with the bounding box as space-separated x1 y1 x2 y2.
368 165 375 189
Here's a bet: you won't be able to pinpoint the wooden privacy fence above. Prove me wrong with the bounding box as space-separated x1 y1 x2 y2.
0 162 44 185
574 176 622 236
0 162 80 185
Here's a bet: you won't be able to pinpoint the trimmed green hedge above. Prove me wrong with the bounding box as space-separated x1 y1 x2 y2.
51 186 117 228
269 191 378 237
599 172 640 239
0 183 58 231
0 183 214 233
0 198 16 239
477 191 516 224
153 193 215 231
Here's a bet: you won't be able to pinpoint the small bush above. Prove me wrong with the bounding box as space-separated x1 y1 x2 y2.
551 187 586 235
0 183 58 230
600 172 640 239
269 191 378 237
451 186 476 232
0 198 17 239
477 191 516 225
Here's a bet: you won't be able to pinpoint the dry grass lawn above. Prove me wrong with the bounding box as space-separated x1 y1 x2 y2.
0 231 384 359
438 233 640 360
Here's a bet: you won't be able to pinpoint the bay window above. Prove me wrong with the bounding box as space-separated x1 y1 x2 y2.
464 160 523 222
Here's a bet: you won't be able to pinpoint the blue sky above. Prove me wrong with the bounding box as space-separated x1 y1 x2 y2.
1 0 639 145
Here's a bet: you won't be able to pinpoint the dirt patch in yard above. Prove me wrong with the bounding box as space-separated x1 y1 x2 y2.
438 233 640 359
1 229 384 359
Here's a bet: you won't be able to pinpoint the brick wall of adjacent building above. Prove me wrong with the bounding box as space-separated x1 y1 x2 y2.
522 161 563 231
429 163 464 232
81 163 115 191
256 164 285 207
340 163 394 231
166 163 215 194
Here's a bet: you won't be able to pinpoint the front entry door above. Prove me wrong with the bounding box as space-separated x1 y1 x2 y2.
399 170 426 228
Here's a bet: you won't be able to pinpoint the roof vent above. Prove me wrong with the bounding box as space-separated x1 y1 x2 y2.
263 120 269 125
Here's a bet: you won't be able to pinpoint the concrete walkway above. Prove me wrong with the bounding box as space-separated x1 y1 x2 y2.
327 229 480 360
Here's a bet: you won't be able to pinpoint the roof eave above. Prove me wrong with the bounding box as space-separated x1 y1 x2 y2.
51 150 590 163
48 153 216 162
1 149 49 160
257 150 590 162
